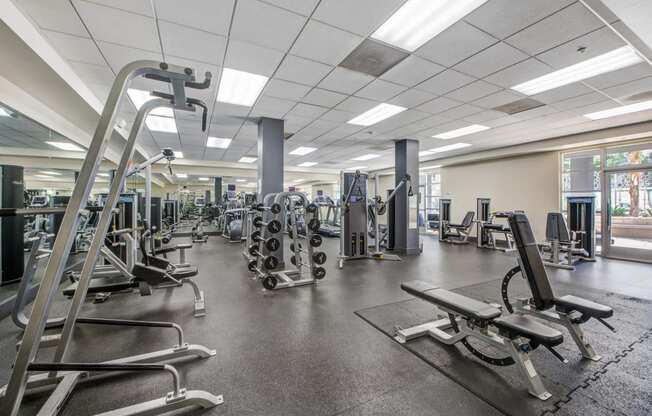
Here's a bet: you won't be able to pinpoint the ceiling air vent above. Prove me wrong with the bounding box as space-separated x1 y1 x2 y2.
339 39 408 77
321 161 340 166
492 98 545 115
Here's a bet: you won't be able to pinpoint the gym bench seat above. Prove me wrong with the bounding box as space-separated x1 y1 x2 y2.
398 280 565 400
554 295 613 319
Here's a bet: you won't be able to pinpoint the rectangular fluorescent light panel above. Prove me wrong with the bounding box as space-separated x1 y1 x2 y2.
97 172 109 177
428 143 472 153
46 141 84 151
34 174 54 179
289 146 317 156
236 179 247 182
176 173 188 179
238 156 257 163
512 46 643 95
198 177 209 181
217 68 268 107
372 0 488 52
352 154 380 161
419 151 433 157
207 136 232 149
433 124 490 139
298 162 318 167
420 165 442 170
173 151 184 158
127 89 174 117
146 115 177 133
584 99 652 120
348 103 406 126
40 171 61 176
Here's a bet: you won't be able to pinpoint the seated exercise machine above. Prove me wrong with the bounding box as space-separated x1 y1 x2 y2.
0 60 222 416
502 213 614 361
476 198 517 252
397 280 565 400
438 198 474 244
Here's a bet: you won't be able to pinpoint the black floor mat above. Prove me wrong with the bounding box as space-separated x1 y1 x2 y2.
355 278 652 416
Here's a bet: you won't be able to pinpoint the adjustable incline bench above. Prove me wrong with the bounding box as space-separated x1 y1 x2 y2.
397 280 565 400
502 213 614 361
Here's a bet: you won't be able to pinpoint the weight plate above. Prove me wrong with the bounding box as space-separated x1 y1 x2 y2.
309 234 322 248
312 251 327 265
307 218 321 233
248 244 259 256
250 230 261 241
247 260 257 272
253 216 263 227
262 275 277 290
270 203 282 214
312 266 326 279
266 237 280 252
263 255 279 270
268 219 282 234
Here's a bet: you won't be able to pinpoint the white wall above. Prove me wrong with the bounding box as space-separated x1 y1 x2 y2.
440 152 560 239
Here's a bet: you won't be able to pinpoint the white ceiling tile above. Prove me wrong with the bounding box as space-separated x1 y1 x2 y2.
320 109 357 123
215 102 251 117
335 96 379 113
286 103 328 119
472 90 524 109
549 92 606 112
416 21 498 67
505 3 603 56
416 96 463 115
428 120 473 137
98 41 163 73
312 0 404 36
584 63 652 90
482 114 520 128
531 83 594 104
454 42 528 78
231 0 305 51
417 69 475 95
301 88 348 107
155 0 233 35
74 0 160 51
18 0 89 37
464 0 575 40
445 80 502 103
380 55 445 87
275 55 334 86
262 0 319 16
462 109 507 123
354 79 406 102
373 109 431 133
510 105 559 121
602 76 652 101
437 104 483 120
69 62 115 85
263 79 311 101
253 95 296 113
85 0 153 16
159 21 226 65
484 58 552 88
388 88 436 108
318 67 374 94
290 19 363 65
42 30 105 65
224 39 284 76
535 26 625 70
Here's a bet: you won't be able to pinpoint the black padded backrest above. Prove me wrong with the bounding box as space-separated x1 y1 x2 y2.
508 213 556 310
461 211 475 228
545 212 570 242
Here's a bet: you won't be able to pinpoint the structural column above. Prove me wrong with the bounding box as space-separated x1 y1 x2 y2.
394 139 420 255
214 177 222 205
257 117 284 201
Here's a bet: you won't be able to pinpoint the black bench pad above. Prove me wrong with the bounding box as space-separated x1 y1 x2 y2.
484 224 510 232
402 281 501 321
493 314 563 347
170 266 198 279
554 295 613 319
63 277 136 296
176 243 192 249
155 247 176 255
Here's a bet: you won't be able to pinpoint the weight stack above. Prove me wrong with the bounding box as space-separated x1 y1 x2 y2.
1 165 24 285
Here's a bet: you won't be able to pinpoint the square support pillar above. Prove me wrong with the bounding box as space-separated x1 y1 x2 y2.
394 139 420 255
257 117 284 201
213 177 222 204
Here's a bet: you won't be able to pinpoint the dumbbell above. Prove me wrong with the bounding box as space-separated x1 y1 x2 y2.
252 216 282 234
312 266 326 280
254 202 282 214
289 243 327 265
247 244 279 270
261 274 278 290
287 229 322 248
250 230 280 251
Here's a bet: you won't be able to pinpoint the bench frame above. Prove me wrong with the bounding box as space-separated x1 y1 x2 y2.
395 303 552 401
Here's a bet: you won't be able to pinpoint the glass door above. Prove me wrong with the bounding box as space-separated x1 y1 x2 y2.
604 168 652 262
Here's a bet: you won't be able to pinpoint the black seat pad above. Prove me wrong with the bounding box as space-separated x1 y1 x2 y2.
169 266 198 279
155 247 177 255
132 263 167 285
484 224 510 232
448 223 469 229
402 280 501 321
493 314 563 347
176 243 192 249
63 277 136 296
554 295 613 318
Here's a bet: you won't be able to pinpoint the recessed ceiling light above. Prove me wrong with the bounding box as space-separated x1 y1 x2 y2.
298 162 318 167
352 154 380 161
246 182 256 187
207 136 232 149
348 103 406 126
97 172 109 177
419 151 433 157
512 46 643 96
236 179 247 182
217 68 269 107
198 177 209 181
46 141 84 151
34 174 54 179
238 156 257 163
289 146 317 156
428 143 472 153
372 0 489 52
176 173 188 179
420 165 442 170
433 124 490 139
293 178 305 183
40 170 61 176
146 115 177 133
0 108 12 117
127 89 174 117
584 99 652 120
346 166 367 171
173 151 184 158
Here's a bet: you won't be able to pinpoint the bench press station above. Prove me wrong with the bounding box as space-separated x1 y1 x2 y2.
502 213 614 361
396 280 565 400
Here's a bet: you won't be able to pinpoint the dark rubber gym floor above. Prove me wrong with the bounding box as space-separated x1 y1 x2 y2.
0 235 650 415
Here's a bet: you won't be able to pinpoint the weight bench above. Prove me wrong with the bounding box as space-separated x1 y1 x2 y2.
155 243 192 267
503 213 614 361
397 280 564 401
539 212 590 270
440 211 475 244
